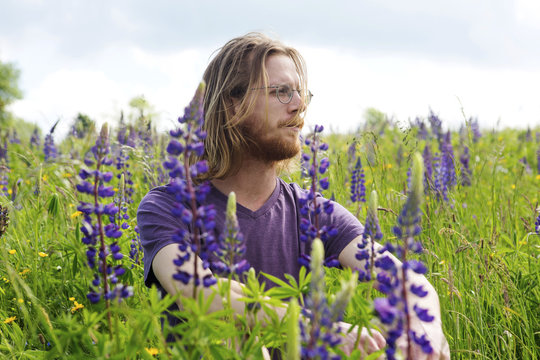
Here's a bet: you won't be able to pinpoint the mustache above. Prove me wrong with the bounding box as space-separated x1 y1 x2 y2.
279 117 304 129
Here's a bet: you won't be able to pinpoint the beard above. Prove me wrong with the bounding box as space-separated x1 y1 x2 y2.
240 120 302 163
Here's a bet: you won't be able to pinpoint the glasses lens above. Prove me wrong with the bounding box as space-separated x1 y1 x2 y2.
276 86 292 104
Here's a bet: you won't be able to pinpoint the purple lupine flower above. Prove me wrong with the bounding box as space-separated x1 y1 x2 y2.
0 204 9 239
459 146 472 186
423 145 433 193
299 239 350 359
537 146 540 175
470 117 481 143
412 117 429 140
129 226 142 267
519 156 532 174
164 81 218 295
297 125 338 268
44 121 59 162
535 211 540 234
428 109 443 143
440 131 456 187
356 190 383 281
9 130 20 144
77 123 131 307
30 127 41 149
0 137 9 197
210 191 250 278
350 158 366 204
374 153 434 360
432 153 447 201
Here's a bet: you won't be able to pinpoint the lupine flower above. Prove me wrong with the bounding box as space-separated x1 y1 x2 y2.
0 204 9 239
9 130 20 144
423 145 433 193
374 153 434 360
350 158 366 204
44 121 59 162
428 109 443 143
459 146 472 186
30 127 41 149
297 125 338 268
535 211 540 234
210 191 250 278
412 117 428 140
537 146 540 175
299 238 352 359
356 190 383 281
117 111 127 146
77 124 131 305
129 225 142 267
163 81 218 295
470 117 481 142
0 138 9 197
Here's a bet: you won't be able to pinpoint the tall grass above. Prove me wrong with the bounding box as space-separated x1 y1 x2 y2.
0 120 538 359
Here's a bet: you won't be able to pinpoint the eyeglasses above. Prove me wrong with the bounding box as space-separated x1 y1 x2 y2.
250 85 313 105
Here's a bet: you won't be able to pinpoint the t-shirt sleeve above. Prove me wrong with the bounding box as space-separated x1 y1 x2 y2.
319 199 364 260
137 187 182 287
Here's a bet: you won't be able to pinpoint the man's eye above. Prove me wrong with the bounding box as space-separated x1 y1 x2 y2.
277 86 291 96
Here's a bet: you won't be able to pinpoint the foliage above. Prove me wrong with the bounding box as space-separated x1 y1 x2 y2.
0 105 539 359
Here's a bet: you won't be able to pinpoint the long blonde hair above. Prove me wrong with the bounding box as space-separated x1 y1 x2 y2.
200 32 308 180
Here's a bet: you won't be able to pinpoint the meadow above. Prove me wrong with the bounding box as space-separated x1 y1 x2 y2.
0 105 538 359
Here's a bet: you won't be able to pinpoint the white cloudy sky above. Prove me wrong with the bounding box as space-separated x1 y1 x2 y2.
1 0 540 139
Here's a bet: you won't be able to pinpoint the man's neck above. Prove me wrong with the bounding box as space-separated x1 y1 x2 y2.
211 158 278 212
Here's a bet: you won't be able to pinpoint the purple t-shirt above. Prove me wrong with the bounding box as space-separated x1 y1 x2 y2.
137 177 364 291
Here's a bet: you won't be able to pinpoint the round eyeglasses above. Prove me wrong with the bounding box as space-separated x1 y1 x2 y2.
250 85 313 105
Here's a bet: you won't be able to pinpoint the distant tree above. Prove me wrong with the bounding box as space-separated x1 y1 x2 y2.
69 112 96 139
0 60 23 125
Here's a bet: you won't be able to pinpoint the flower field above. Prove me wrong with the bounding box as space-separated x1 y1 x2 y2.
0 105 539 359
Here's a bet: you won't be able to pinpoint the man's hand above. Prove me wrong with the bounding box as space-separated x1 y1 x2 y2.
338 322 386 357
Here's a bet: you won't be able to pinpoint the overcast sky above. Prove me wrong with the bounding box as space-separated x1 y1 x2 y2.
1 0 540 139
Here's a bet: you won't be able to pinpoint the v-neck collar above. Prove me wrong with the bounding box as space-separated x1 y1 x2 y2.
209 178 281 219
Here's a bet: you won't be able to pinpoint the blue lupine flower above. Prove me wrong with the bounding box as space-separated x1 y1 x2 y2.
77 123 131 305
428 109 443 143
350 158 366 204
44 121 59 162
356 190 383 281
164 81 218 294
299 239 352 359
0 137 9 197
459 146 472 186
373 153 434 359
470 117 481 143
210 192 250 278
535 212 540 234
423 145 433 193
297 125 338 268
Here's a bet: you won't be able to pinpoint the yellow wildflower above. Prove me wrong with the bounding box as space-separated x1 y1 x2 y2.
145 348 159 356
42 174 48 182
69 297 75 301
70 301 84 313
8 249 16 255
25 180 31 185
511 184 516 189
63 173 72 178
70 211 82 219
439 260 446 265
19 269 30 276
113 188 119 192
38 252 48 258
17 298 24 304
3 316 16 324
518 240 527 246
7 189 12 195
536 174 540 180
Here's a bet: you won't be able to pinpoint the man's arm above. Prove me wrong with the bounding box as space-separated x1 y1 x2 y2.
338 236 451 359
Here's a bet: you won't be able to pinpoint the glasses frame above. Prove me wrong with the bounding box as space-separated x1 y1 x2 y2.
250 85 313 105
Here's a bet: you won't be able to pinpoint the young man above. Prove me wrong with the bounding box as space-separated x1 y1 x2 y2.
138 32 450 359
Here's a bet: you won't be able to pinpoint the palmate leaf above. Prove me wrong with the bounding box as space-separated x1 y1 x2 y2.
262 266 311 300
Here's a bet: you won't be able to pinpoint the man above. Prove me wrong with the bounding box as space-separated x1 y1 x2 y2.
138 32 450 359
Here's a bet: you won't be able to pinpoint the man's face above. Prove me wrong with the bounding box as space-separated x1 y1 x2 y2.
239 54 306 163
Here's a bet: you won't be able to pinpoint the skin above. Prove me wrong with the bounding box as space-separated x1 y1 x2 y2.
153 54 450 359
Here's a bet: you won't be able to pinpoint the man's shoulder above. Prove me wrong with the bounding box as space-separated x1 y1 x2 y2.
138 185 175 210
277 177 309 198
